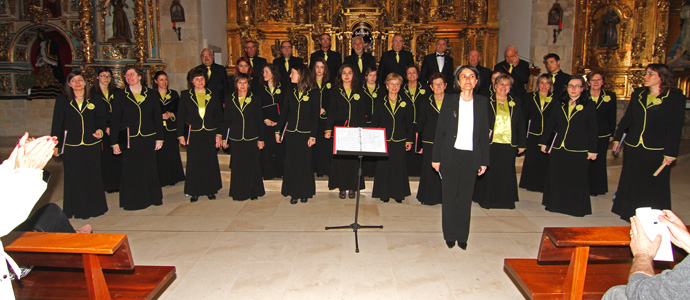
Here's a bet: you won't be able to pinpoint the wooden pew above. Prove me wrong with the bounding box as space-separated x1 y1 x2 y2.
504 226 685 300
3 231 176 300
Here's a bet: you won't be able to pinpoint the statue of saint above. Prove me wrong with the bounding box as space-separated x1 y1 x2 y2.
599 9 620 47
106 0 132 43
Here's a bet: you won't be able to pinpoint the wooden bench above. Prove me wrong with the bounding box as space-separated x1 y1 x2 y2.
504 226 686 300
3 231 176 300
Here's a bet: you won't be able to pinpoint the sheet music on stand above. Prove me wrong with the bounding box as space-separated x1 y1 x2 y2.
333 127 388 157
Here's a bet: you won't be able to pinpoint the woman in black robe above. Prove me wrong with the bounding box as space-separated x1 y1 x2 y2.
51 70 108 219
92 67 121 193
586 71 617 196
152 71 185 187
310 58 333 177
401 65 429 177
111 65 164 210
361 66 381 177
257 64 285 180
473 74 526 209
224 73 266 201
539 76 598 217
416 72 446 205
324 64 367 199
177 67 223 202
612 64 686 220
519 74 555 192
276 64 320 204
371 73 414 203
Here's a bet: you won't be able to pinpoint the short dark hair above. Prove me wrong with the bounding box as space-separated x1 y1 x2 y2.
95 66 116 94
151 70 168 90
563 75 590 105
543 53 560 61
233 72 251 88
123 65 145 86
363 66 377 78
187 66 208 89
428 72 446 84
453 65 480 92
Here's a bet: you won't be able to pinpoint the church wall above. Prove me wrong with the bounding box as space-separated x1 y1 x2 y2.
497 0 533 63
159 0 204 91
529 0 575 76
200 0 228 65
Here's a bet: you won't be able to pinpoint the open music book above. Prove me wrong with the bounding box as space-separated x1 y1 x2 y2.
333 127 388 156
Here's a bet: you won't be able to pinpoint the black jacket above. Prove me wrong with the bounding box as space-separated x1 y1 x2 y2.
614 88 686 158
110 86 164 146
419 52 455 92
401 83 430 126
432 94 490 169
523 92 556 137
256 82 286 123
344 53 377 83
550 70 571 100
177 88 224 140
487 95 527 148
417 94 443 143
277 87 320 138
51 94 107 149
197 63 228 106
493 60 530 100
372 95 414 143
475 64 492 97
378 50 414 85
309 50 342 81
247 55 267 74
224 90 263 142
326 87 367 130
540 100 598 153
273 56 305 85
361 83 382 124
158 89 180 132
592 90 617 138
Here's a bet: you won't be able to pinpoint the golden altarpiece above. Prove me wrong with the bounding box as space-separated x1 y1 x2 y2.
0 0 165 99
573 0 689 99
226 0 498 75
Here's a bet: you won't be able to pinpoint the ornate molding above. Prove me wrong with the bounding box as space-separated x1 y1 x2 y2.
79 0 95 64
133 0 148 63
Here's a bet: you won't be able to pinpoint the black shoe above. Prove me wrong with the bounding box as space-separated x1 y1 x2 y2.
381 198 390 203
290 198 298 204
190 196 199 203
208 194 216 200
348 190 356 199
339 190 346 199
300 198 308 203
445 240 455 248
458 242 467 250
250 197 258 200
394 199 403 203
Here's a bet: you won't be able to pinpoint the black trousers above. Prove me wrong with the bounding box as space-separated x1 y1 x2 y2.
441 149 477 244
14 203 76 233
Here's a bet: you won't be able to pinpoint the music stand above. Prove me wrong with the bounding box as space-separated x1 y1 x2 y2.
325 127 387 253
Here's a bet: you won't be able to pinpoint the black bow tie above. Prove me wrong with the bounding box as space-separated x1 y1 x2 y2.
436 54 445 57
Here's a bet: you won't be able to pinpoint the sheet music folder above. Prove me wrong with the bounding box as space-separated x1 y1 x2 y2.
333 126 388 157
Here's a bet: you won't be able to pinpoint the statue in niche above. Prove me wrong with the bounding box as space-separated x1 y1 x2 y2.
599 9 620 47
106 0 132 43
667 1 690 68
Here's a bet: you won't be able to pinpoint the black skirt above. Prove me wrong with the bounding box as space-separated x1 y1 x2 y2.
612 146 671 220
184 130 222 196
260 125 284 179
372 141 411 200
119 135 163 210
588 136 610 195
313 118 332 176
519 134 549 192
282 132 315 198
63 144 108 219
328 154 365 191
101 132 121 192
405 148 423 177
542 149 591 217
229 140 265 200
157 129 185 186
474 143 519 209
416 143 442 205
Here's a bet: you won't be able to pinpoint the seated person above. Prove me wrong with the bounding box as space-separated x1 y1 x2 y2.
602 210 690 299
14 203 92 234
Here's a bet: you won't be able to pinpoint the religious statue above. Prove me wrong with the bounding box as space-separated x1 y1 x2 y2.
106 0 132 43
666 1 690 68
599 9 620 47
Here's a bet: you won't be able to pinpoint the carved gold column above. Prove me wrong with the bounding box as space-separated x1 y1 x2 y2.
133 0 148 63
238 0 253 26
79 0 95 64
294 0 309 24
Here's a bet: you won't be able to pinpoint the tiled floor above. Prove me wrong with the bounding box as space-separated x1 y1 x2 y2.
24 152 690 299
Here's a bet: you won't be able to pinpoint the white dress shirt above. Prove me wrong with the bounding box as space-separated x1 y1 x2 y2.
454 98 474 151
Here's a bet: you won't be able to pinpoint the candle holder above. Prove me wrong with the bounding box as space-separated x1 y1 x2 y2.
553 28 562 43
173 23 182 41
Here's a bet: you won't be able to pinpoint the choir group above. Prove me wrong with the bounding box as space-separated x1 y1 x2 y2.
50 37 685 249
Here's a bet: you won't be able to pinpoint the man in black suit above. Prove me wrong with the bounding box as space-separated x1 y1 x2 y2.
378 34 414 85
543 53 570 99
273 40 304 85
468 50 491 97
343 36 376 83
244 40 267 73
197 48 228 106
493 45 530 100
309 33 342 80
420 38 454 92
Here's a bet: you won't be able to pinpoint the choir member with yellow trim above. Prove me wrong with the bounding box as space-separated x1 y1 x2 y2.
257 64 285 180
153 70 185 187
587 71 617 196
416 72 446 205
519 74 555 192
311 57 333 177
91 66 120 193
